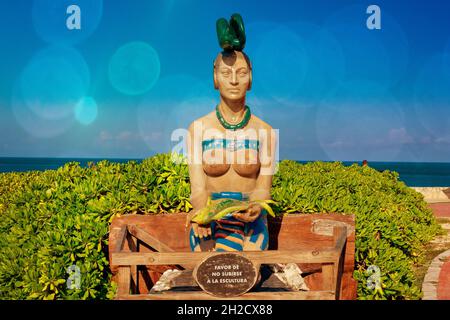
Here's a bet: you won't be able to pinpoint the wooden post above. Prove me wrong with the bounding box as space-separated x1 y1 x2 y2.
115 225 128 253
114 226 135 297
117 266 131 296
321 263 335 292
333 225 347 300
126 231 138 294
322 225 347 299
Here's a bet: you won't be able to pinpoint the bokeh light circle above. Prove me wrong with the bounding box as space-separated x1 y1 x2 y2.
252 25 309 103
413 54 450 138
11 81 76 139
137 74 214 154
109 41 161 96
316 80 407 161
443 39 450 81
75 96 98 125
32 0 103 45
19 45 90 120
323 4 409 91
246 20 345 108
283 21 346 107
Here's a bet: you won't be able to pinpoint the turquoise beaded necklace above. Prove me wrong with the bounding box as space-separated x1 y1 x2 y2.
215 104 251 130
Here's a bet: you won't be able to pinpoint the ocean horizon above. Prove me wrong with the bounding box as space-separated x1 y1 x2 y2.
1 157 450 187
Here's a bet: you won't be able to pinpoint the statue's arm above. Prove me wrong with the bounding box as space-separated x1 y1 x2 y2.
234 127 276 223
187 121 208 213
250 126 277 201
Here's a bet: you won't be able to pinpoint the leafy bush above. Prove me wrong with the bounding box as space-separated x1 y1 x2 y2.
0 154 441 299
0 154 191 299
271 160 441 299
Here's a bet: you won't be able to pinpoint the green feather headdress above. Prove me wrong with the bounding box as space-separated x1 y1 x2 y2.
216 13 246 52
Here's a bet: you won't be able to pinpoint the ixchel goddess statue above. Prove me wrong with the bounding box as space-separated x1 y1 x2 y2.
186 14 277 252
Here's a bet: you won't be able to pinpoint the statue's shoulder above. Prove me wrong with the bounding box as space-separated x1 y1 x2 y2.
188 111 216 132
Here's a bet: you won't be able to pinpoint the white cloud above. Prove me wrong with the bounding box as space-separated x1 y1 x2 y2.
435 136 450 144
324 140 353 148
117 131 133 141
142 131 163 142
99 130 112 142
387 127 414 144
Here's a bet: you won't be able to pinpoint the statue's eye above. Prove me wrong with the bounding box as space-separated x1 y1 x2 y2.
222 71 230 76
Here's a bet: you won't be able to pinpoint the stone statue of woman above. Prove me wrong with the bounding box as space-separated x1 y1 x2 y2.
185 14 277 252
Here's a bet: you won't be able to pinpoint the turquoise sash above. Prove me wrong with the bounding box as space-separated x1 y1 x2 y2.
202 139 259 152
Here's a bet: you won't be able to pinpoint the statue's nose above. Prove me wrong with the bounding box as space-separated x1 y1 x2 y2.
230 71 238 85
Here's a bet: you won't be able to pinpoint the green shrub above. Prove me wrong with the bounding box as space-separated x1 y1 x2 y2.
271 160 441 299
0 154 441 299
0 154 191 299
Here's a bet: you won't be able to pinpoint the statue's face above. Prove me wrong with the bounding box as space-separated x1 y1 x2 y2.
215 51 251 101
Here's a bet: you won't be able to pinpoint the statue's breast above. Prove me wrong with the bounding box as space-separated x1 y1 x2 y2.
201 138 260 178
232 148 260 178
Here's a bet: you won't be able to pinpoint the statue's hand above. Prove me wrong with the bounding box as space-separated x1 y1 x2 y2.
233 203 262 223
191 222 212 239
185 210 198 228
186 210 212 239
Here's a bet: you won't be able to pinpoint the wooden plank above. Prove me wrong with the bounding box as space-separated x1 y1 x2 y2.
138 266 154 294
268 214 354 250
297 263 322 274
128 224 175 253
332 225 347 300
335 251 345 300
109 214 190 252
333 225 348 253
114 226 128 253
117 266 131 297
169 270 196 287
128 224 190 270
111 249 340 267
126 232 138 294
311 219 354 237
340 273 358 300
321 263 335 292
117 290 335 300
334 226 347 300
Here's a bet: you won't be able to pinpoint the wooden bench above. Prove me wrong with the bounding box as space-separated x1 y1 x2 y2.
108 213 357 300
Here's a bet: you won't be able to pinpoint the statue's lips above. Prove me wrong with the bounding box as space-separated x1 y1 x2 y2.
228 89 240 93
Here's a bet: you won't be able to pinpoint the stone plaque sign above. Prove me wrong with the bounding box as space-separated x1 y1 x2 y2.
193 253 258 297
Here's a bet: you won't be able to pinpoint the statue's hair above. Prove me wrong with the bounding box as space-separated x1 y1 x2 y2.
213 50 252 71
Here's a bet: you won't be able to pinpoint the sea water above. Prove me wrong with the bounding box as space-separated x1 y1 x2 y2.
1 157 450 187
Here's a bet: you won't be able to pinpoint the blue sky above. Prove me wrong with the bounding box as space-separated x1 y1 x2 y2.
0 0 450 162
